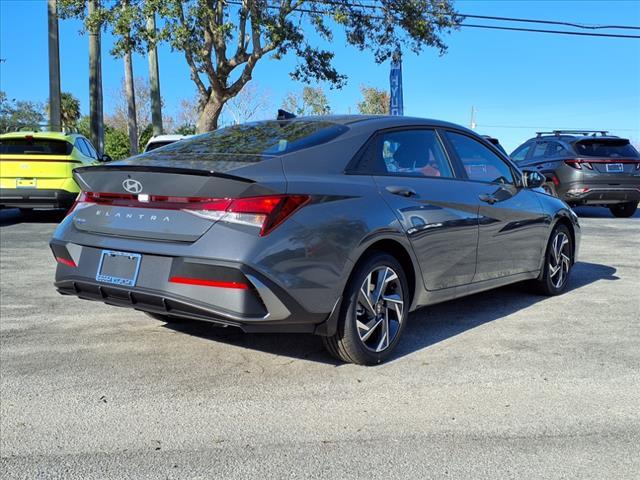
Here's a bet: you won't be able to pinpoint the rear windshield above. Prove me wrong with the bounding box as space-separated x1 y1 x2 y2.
0 138 73 156
141 121 349 160
573 139 639 158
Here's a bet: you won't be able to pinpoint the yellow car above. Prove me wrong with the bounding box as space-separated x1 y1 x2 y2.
0 131 108 211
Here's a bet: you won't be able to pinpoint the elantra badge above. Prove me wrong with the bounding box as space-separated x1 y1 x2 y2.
122 178 143 194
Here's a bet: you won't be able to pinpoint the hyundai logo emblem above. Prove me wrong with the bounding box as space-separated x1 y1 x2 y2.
122 178 143 194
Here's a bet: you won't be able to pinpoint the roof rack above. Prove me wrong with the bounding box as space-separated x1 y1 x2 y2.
3 123 80 134
536 130 609 138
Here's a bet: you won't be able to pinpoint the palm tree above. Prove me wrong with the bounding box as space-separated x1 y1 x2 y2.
147 13 163 135
47 0 61 131
60 92 80 129
121 0 138 155
88 0 104 153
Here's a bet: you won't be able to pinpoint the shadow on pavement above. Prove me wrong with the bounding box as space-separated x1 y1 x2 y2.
0 208 66 227
162 261 618 365
573 205 640 219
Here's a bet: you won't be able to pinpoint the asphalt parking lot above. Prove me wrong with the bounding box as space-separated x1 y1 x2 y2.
1 206 639 479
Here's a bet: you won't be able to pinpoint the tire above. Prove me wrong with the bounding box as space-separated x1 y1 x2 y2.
533 224 573 296
609 201 638 218
323 252 409 365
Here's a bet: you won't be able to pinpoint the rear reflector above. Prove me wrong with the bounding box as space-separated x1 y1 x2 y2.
169 276 248 289
56 256 77 267
69 192 310 236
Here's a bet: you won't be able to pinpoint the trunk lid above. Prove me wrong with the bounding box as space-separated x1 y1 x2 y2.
71 159 285 242
579 157 639 174
0 154 79 179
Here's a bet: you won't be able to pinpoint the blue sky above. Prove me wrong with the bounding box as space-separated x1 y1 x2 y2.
1 0 639 151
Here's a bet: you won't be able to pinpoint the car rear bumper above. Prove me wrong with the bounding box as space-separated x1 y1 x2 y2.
50 239 332 334
558 184 640 205
0 188 77 209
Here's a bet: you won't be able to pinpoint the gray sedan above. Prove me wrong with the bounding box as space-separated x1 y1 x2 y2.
51 116 580 364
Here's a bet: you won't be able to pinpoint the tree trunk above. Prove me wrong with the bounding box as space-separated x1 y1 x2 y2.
88 0 104 154
147 14 163 136
47 0 61 132
196 96 224 133
123 50 138 155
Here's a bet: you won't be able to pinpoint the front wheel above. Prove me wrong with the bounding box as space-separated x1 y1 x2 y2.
609 201 638 218
533 224 573 296
323 252 409 365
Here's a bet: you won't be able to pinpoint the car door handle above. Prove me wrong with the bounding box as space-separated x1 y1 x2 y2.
479 193 498 204
386 186 417 197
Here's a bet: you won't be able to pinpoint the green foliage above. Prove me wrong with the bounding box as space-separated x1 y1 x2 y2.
104 126 130 160
138 123 154 152
282 87 331 116
76 115 91 138
357 85 390 115
0 91 45 132
60 92 81 128
58 1 459 131
175 124 196 135
46 92 81 129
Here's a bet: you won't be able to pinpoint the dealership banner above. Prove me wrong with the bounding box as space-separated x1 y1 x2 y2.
389 53 404 116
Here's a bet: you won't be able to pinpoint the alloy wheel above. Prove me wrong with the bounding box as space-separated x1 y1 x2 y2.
549 232 571 289
355 266 404 352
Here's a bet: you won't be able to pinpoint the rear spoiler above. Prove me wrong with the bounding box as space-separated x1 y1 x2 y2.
73 164 255 183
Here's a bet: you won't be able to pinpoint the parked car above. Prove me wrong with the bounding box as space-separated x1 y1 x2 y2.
0 130 109 212
511 130 640 217
51 116 580 364
144 134 194 152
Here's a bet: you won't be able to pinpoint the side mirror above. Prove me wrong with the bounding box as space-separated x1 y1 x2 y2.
100 154 113 163
522 169 545 189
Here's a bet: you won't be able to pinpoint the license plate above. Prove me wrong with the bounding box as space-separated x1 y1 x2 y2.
96 250 141 287
606 163 623 173
16 178 36 188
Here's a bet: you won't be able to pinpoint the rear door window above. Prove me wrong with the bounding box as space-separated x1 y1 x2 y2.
511 144 532 163
372 129 454 178
445 131 514 184
75 139 90 157
0 138 72 155
530 142 548 160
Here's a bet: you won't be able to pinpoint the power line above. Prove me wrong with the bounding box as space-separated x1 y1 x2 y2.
227 2 640 39
477 124 639 132
311 0 640 31
462 23 640 39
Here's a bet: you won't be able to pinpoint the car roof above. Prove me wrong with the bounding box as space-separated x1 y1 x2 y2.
268 114 478 133
0 130 82 141
146 134 194 144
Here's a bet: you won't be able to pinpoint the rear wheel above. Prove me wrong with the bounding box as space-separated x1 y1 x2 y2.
533 224 573 296
323 252 409 365
609 201 638 218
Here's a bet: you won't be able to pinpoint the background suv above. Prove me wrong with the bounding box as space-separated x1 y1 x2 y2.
0 130 108 212
511 130 640 217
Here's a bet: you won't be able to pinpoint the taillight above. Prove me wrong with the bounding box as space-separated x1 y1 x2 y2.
184 195 310 236
564 160 592 170
67 192 310 236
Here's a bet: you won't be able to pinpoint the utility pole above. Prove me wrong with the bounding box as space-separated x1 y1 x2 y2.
47 0 61 132
469 106 477 130
147 13 163 136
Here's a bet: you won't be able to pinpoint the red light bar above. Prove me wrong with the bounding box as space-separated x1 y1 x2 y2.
56 256 76 267
169 276 248 289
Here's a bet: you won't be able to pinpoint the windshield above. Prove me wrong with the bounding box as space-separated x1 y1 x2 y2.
0 138 72 156
140 121 349 160
573 139 639 158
